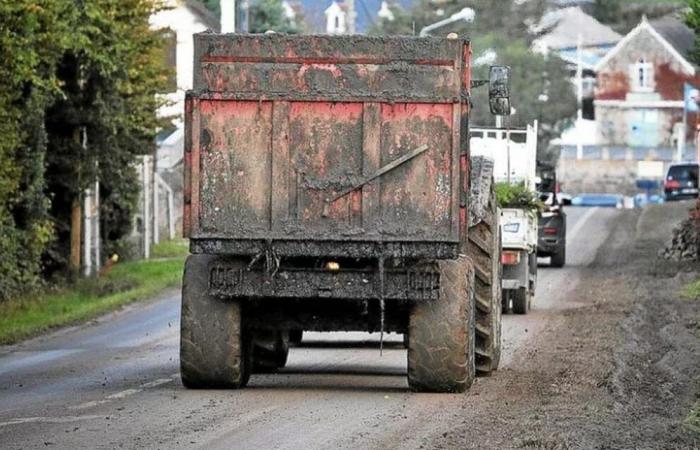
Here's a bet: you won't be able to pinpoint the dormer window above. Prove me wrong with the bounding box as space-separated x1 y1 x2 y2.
631 58 653 92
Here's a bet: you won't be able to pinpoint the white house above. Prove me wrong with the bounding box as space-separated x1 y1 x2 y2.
149 0 221 169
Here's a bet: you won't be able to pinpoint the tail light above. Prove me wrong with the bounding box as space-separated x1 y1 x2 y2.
543 227 558 235
665 179 680 189
501 251 521 265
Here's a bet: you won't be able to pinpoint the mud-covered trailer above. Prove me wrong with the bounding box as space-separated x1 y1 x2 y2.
181 33 507 392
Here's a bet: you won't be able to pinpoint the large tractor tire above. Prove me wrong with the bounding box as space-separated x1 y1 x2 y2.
180 255 251 389
407 256 475 393
467 156 502 375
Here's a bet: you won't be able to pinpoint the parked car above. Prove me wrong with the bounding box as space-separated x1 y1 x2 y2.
536 164 566 268
664 163 699 201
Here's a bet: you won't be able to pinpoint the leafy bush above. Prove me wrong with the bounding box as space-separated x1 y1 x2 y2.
495 182 544 211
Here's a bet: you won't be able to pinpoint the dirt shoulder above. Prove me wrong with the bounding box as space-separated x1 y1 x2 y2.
429 205 700 450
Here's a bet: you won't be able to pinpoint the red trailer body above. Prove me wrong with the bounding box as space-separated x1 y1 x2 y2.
179 34 503 393
184 34 471 259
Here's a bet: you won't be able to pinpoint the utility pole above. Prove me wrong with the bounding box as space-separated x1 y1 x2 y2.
94 173 100 276
153 146 159 245
69 127 84 276
576 33 584 160
240 0 250 33
83 183 92 277
142 156 151 259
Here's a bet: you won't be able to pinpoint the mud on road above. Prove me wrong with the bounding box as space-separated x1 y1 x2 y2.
1 204 699 450
428 203 700 450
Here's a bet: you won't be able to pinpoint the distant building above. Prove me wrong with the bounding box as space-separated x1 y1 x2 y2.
149 1 220 170
298 0 412 34
594 14 698 151
556 13 700 196
533 7 622 119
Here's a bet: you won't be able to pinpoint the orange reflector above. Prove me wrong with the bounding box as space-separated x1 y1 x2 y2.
543 227 558 235
501 251 520 265
325 261 340 271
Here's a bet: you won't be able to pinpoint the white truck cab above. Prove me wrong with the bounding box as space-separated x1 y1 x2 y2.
471 122 539 314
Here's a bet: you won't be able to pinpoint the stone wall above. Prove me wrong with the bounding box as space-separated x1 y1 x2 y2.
558 159 640 195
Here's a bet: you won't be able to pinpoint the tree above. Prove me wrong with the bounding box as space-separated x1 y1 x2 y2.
249 0 298 34
44 0 171 275
0 0 74 299
592 0 622 25
0 0 170 296
370 0 547 41
687 0 700 66
371 0 575 161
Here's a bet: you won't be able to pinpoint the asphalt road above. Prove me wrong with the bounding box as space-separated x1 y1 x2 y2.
0 206 619 449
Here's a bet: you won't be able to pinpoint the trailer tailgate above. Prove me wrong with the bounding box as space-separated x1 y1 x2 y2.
184 34 471 258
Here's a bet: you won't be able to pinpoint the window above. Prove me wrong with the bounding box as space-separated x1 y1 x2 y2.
631 58 653 92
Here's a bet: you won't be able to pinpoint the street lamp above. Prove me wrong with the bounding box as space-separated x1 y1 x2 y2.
419 7 475 37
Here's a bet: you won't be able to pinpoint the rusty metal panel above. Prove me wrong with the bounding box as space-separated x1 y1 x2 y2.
186 34 471 254
377 103 455 239
193 34 463 103
198 100 273 235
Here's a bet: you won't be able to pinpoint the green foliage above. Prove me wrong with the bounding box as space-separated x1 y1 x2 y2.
594 0 683 33
0 0 171 298
686 400 700 434
370 1 576 162
0 0 72 300
495 182 543 211
151 239 189 259
688 1 700 67
42 0 171 273
249 0 298 33
592 0 622 25
0 256 184 344
203 0 221 18
680 278 700 300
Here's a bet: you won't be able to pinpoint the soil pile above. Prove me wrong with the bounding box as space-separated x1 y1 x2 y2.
661 217 699 261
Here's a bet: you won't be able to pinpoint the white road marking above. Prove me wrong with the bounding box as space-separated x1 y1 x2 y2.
0 415 102 427
568 207 600 238
69 377 174 410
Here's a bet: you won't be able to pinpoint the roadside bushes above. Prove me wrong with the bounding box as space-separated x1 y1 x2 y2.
0 0 170 300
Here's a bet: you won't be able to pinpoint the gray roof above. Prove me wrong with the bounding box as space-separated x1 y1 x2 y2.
185 0 220 32
651 13 695 60
535 7 622 50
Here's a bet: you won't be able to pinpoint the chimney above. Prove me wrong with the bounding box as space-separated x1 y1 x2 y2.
221 0 235 33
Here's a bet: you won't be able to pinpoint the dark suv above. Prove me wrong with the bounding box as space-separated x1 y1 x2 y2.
536 163 566 267
664 163 699 201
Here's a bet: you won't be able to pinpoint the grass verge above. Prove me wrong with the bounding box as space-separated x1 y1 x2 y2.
681 278 700 434
0 242 187 345
681 279 700 301
686 401 700 434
